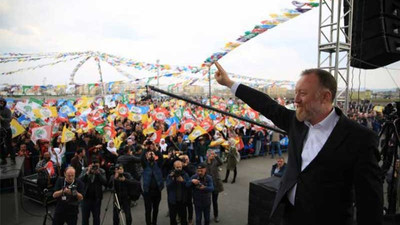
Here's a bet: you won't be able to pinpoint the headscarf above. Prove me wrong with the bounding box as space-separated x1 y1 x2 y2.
159 138 168 153
107 140 117 154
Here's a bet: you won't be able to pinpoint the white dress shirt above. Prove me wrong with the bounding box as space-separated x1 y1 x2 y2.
230 82 340 205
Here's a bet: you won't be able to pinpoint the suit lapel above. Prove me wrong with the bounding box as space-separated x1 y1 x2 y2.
301 108 349 173
296 125 309 171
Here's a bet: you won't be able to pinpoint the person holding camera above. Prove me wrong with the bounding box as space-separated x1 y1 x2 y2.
109 164 138 225
189 163 214 225
179 155 196 225
52 167 84 225
166 160 191 225
79 158 108 225
141 142 164 225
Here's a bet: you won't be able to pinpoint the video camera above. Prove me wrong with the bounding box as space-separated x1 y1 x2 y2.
383 101 400 120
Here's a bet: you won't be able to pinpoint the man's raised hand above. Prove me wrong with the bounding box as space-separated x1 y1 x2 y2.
214 61 234 88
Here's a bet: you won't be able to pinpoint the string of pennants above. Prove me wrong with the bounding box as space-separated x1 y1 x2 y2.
0 0 316 92
0 75 295 96
201 0 319 66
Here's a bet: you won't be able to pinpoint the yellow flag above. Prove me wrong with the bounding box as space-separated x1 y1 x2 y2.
61 125 75 143
188 126 207 141
128 112 143 122
141 114 150 124
33 106 57 119
48 106 58 117
143 123 156 136
11 119 25 138
113 137 123 149
87 121 95 130
209 138 225 147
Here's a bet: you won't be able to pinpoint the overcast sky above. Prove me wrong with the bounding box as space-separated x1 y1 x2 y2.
0 0 399 89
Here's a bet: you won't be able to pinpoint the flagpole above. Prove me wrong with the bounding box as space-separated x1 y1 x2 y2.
147 85 286 135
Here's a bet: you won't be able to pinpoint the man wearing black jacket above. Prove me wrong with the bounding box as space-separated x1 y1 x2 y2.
214 62 383 225
110 164 138 225
117 146 141 180
180 155 196 225
166 160 191 225
79 158 108 225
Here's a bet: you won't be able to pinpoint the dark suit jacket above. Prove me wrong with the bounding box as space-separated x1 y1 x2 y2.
235 84 383 225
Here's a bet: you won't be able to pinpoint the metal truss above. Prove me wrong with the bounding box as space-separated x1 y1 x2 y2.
318 0 354 113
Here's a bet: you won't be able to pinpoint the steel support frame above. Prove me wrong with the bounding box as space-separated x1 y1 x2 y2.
318 0 354 114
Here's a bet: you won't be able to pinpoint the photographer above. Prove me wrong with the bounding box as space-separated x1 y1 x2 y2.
0 97 14 165
166 160 190 225
79 158 108 225
189 163 214 225
109 164 138 225
141 142 164 225
180 155 196 225
163 148 182 178
52 167 84 225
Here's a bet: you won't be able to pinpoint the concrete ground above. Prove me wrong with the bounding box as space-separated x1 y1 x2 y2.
1 154 281 225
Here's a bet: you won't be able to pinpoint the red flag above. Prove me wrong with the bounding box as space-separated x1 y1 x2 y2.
200 119 214 132
152 107 169 121
150 129 162 143
179 119 196 133
236 137 244 151
31 125 52 144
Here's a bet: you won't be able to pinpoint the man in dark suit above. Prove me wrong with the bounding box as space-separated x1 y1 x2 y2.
214 62 383 225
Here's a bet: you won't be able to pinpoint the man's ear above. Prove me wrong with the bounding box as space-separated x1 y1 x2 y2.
323 90 333 104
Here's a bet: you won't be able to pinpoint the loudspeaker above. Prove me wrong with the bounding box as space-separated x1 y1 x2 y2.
248 177 284 225
348 0 400 69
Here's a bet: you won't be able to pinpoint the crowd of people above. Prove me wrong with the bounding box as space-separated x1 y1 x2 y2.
0 89 392 225
0 95 278 225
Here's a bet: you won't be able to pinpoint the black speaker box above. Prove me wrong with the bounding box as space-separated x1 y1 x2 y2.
358 17 400 40
348 0 400 69
363 0 400 20
22 173 56 205
248 177 284 225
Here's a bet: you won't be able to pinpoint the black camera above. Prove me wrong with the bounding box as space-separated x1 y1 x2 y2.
172 169 182 178
195 182 204 188
118 173 124 178
68 184 77 197
91 165 99 171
